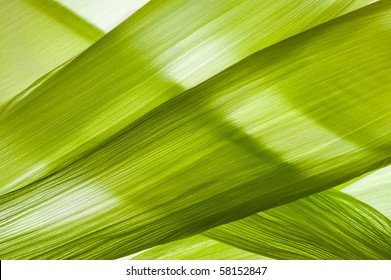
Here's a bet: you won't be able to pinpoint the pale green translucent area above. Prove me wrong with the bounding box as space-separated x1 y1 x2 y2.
0 0 104 106
343 165 391 219
207 7 391 177
56 0 150 32
204 190 391 260
333 171 373 190
131 235 270 260
0 0 375 195
1 2 391 259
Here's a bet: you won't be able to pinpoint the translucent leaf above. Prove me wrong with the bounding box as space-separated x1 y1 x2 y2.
1 2 391 259
133 174 391 260
0 0 103 106
0 0 150 107
343 165 391 219
56 0 150 32
131 235 270 260
204 190 391 259
0 0 375 194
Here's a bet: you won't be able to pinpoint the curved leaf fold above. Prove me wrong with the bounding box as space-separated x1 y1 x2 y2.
204 190 391 260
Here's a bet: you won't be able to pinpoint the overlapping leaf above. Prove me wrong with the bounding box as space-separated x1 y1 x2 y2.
55 0 150 31
0 0 103 106
131 235 269 260
1 1 391 259
133 179 391 260
0 0 375 195
343 166 391 219
0 0 153 107
204 190 391 260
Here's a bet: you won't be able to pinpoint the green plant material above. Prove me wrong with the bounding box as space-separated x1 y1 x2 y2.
132 169 391 260
0 0 375 195
204 190 391 260
56 0 150 31
131 235 269 260
0 0 104 106
343 165 391 219
1 1 391 259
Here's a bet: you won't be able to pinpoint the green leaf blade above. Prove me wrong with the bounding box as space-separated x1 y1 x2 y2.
0 0 376 195
205 190 391 260
130 235 270 260
1 0 390 260
0 0 104 106
343 165 391 219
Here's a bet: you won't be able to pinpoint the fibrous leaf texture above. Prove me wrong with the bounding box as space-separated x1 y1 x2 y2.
0 0 390 259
